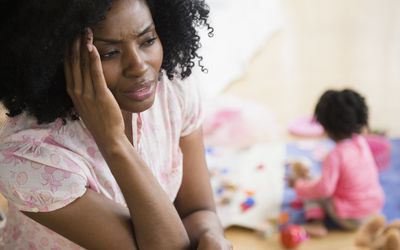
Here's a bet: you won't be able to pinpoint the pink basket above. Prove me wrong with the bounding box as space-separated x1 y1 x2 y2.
288 116 324 137
365 135 392 172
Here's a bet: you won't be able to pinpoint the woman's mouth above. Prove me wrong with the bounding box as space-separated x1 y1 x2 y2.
122 81 155 102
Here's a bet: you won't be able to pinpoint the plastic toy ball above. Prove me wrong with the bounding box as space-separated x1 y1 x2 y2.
280 225 308 249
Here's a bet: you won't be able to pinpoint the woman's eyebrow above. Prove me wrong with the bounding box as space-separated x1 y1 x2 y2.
94 23 155 44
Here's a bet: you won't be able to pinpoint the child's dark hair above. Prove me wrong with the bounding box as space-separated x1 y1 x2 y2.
314 89 369 140
0 0 213 124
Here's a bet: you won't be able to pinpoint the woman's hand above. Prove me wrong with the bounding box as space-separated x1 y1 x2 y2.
197 232 233 250
64 28 125 146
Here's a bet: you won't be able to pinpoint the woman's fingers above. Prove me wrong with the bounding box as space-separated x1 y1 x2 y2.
65 29 97 102
88 42 109 99
81 29 95 98
70 36 83 97
64 46 74 96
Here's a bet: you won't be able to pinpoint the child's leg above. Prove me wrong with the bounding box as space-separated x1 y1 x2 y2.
325 200 363 230
303 199 328 237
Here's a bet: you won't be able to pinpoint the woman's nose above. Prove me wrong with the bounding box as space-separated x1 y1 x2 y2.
123 46 148 78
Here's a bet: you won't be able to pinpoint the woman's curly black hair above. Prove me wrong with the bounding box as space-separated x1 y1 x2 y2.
0 0 213 124
314 89 369 140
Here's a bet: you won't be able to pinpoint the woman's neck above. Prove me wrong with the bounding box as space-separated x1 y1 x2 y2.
122 110 133 145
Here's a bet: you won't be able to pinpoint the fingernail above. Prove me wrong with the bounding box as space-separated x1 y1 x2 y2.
87 44 93 53
86 28 93 41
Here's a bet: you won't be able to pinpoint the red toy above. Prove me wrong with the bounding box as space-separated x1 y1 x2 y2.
280 225 308 249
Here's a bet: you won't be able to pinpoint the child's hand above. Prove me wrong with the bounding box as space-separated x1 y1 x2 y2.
64 28 125 146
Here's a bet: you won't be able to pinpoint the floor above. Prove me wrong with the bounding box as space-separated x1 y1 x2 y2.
223 0 400 249
226 227 359 250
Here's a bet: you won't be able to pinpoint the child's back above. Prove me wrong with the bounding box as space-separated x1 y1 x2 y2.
328 134 384 218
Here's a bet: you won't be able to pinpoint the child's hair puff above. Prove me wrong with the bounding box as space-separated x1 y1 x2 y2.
314 88 368 139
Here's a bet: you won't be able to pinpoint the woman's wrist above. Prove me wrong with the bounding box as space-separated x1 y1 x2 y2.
197 230 232 250
95 133 131 157
199 230 225 241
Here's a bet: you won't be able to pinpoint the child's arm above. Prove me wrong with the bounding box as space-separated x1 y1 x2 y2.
175 128 231 249
295 151 340 199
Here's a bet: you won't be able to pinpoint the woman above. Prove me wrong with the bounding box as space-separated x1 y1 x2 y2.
0 0 231 249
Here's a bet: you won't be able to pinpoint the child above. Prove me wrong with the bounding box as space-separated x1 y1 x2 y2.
0 0 231 249
290 89 385 237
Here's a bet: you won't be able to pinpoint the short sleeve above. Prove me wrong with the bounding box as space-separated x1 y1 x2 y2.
0 140 89 213
176 78 204 136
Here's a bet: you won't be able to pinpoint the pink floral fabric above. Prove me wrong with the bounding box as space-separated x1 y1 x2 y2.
0 76 203 249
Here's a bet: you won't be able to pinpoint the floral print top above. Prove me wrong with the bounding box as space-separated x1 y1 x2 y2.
0 76 203 249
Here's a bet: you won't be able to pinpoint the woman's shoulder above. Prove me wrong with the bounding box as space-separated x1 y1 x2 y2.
1 112 61 137
158 73 202 102
155 74 204 136
0 113 94 172
0 112 89 144
0 113 93 212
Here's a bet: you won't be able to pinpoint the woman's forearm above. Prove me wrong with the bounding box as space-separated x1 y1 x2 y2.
98 135 190 250
182 209 225 247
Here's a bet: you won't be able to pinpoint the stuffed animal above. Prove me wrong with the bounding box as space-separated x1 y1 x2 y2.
286 159 312 188
355 215 400 250
287 158 312 181
290 160 311 179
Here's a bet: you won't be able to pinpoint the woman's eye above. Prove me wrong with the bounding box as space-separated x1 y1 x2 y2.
142 37 157 47
100 50 120 60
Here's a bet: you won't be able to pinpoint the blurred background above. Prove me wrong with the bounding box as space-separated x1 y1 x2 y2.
198 0 400 137
196 0 400 249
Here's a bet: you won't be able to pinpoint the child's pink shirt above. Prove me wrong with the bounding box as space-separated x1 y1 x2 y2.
0 76 203 249
295 134 385 219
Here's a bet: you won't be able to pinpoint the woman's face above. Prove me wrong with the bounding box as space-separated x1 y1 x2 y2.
92 0 163 113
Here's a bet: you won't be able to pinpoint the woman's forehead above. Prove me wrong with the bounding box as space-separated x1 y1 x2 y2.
93 0 152 35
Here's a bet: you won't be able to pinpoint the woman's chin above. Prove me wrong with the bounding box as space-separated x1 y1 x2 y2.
119 97 156 114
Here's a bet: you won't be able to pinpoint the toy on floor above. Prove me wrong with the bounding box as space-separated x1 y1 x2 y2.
240 195 255 213
355 215 400 250
280 225 308 249
278 212 308 249
214 179 238 205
